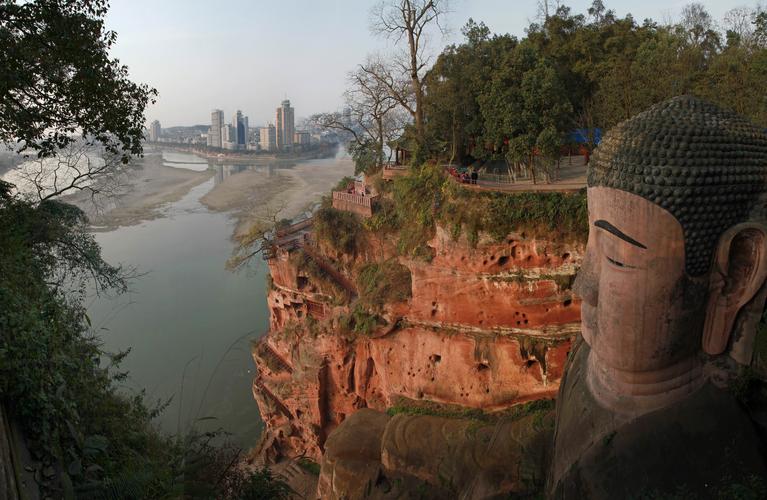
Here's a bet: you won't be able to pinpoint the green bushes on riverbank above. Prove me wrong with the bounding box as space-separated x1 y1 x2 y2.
0 181 289 499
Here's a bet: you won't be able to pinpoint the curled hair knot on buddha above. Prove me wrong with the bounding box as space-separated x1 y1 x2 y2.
587 95 767 276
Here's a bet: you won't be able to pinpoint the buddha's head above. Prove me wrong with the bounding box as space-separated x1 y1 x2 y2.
574 96 767 413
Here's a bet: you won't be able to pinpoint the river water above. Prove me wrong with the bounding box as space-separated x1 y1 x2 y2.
86 148 351 447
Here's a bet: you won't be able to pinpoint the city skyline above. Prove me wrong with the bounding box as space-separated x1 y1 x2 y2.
109 0 753 127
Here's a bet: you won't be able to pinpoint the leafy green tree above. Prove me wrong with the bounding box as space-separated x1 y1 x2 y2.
1 0 156 162
478 44 572 183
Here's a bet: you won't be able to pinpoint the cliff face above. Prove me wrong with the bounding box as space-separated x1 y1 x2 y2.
252 224 584 463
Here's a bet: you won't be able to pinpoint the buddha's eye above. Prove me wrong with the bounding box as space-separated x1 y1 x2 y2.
606 256 625 267
606 255 637 269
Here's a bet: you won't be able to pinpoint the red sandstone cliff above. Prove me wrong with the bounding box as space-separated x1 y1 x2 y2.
252 222 584 464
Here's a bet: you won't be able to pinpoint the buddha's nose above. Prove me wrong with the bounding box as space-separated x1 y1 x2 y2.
573 250 598 307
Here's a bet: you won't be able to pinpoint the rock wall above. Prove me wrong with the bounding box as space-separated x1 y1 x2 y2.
252 225 585 463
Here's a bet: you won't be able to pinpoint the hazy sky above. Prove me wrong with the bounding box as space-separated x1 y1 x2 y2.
105 0 754 127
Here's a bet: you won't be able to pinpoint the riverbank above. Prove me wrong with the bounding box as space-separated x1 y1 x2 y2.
63 152 213 231
200 152 356 239
149 142 339 165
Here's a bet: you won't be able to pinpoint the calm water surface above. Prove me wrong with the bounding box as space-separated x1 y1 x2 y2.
88 173 268 446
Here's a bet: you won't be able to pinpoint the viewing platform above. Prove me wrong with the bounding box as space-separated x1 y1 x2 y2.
263 217 314 260
332 191 378 218
446 156 587 193
382 163 410 180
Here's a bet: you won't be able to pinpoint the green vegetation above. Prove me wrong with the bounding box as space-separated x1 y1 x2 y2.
297 457 321 476
290 250 352 304
422 5 767 173
357 260 412 310
386 398 554 424
334 176 356 192
338 304 384 337
372 163 587 258
313 206 364 256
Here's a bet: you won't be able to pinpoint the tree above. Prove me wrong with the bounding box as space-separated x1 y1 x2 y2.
588 0 607 24
369 0 449 151
679 2 720 51
8 140 131 203
312 57 405 174
478 44 572 184
0 0 156 165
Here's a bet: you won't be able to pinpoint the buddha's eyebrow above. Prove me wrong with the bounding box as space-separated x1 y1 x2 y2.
594 220 647 249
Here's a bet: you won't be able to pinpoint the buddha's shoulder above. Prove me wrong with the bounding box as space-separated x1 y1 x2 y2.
552 348 767 499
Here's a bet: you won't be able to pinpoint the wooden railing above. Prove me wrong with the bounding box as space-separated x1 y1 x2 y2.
383 163 409 180
332 191 374 208
275 217 313 238
305 300 326 319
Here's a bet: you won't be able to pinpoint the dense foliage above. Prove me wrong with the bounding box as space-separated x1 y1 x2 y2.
0 0 156 162
365 163 587 257
313 206 364 256
357 260 412 310
422 3 767 169
0 181 292 498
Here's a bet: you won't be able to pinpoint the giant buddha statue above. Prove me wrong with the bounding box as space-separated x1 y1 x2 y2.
317 96 767 499
550 95 767 497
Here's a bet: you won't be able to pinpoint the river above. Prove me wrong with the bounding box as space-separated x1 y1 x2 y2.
85 147 353 446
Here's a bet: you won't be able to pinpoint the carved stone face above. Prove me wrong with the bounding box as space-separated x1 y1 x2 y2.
574 187 707 412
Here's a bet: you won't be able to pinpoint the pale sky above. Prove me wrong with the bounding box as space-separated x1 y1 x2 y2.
105 0 755 127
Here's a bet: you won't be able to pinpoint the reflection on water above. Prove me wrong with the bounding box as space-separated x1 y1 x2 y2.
213 164 276 185
88 178 268 446
86 146 350 447
161 150 210 172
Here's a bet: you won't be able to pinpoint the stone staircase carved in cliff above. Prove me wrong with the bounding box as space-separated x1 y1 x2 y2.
254 378 293 419
301 245 358 299
255 341 294 375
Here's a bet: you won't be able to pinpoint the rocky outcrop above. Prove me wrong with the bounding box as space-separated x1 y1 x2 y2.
252 223 585 467
318 408 553 499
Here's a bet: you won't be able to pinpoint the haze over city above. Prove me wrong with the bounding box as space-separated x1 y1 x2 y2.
106 0 749 127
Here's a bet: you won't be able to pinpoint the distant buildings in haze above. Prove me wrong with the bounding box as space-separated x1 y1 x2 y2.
149 97 321 151
294 131 310 146
149 120 161 142
207 110 224 148
260 124 277 152
276 99 295 152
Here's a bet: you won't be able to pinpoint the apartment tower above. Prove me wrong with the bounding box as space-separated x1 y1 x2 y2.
276 99 295 151
149 120 161 142
208 109 224 148
260 124 277 152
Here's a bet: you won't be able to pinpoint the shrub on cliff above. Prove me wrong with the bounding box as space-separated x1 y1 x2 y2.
338 304 384 336
313 206 363 255
357 260 412 310
391 163 453 258
387 163 588 254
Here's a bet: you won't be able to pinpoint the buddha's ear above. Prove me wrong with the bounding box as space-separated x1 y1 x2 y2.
703 223 767 355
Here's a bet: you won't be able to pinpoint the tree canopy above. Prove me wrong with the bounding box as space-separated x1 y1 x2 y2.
421 3 767 169
0 0 156 162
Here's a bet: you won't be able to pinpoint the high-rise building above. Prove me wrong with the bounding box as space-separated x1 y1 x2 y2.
294 131 310 146
222 124 238 150
276 99 295 151
149 120 161 142
208 109 224 148
260 124 277 152
233 110 248 148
